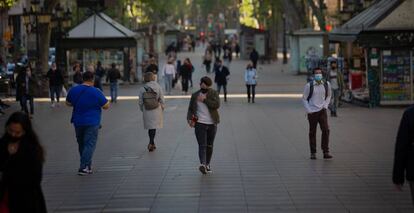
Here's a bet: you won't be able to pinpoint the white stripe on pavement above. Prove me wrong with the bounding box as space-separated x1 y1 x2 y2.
2 93 302 102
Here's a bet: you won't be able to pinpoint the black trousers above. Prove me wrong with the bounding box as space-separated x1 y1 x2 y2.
21 94 34 114
182 78 189 92
217 83 227 101
195 123 217 165
411 182 414 206
148 129 156 145
246 84 256 101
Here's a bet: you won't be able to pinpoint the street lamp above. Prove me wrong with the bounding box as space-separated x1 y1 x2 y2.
282 13 288 64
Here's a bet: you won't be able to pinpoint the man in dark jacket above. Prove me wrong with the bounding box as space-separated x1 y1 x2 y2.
214 59 230 102
94 61 105 91
187 76 220 174
106 63 122 103
250 48 259 69
46 62 64 107
393 105 414 205
16 66 37 117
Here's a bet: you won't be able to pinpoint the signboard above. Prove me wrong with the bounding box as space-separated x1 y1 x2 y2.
254 34 265 56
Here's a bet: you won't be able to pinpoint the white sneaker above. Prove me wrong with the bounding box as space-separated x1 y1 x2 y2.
206 165 212 173
198 165 207 175
51 103 55 108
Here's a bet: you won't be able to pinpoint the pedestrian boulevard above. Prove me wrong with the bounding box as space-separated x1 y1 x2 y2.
0 49 412 213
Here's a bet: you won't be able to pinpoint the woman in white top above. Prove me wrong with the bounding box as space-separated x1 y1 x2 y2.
244 63 257 103
162 58 176 95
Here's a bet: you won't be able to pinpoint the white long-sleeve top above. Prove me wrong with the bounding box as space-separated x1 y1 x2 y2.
244 68 257 85
302 81 331 113
162 64 176 78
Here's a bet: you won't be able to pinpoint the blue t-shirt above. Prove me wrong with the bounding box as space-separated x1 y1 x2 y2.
66 85 108 127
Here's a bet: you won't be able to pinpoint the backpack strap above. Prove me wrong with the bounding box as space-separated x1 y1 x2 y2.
307 81 314 102
307 81 329 102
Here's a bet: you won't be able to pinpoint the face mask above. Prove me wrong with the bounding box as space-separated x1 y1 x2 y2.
314 74 323 81
200 88 209 94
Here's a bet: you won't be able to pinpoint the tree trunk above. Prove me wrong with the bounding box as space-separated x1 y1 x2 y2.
306 0 325 31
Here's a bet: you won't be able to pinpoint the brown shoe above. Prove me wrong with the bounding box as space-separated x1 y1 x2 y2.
147 144 154 152
323 153 333 159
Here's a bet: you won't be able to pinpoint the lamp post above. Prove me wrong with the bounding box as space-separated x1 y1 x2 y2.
22 1 71 96
282 13 288 64
52 4 72 75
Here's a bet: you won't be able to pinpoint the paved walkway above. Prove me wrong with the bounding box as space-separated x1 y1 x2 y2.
0 47 412 213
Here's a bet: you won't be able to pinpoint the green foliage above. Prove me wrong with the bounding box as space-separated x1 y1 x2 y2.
0 0 17 9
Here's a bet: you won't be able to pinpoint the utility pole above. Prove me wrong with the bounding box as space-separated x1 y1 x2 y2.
282 13 287 64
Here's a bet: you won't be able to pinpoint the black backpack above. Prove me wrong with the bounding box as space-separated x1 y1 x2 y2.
307 81 329 102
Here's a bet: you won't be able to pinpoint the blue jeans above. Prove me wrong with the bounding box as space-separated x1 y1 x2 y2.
110 82 118 102
75 125 100 170
330 89 340 113
217 83 227 101
164 74 173 94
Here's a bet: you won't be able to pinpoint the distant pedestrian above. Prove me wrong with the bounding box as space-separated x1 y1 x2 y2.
328 61 344 117
162 58 176 95
180 58 194 94
138 72 165 152
94 61 105 91
46 62 64 108
250 48 259 69
223 47 232 68
214 59 230 102
146 58 159 81
106 63 122 103
187 76 220 175
66 71 110 175
0 112 47 212
393 104 414 205
235 42 240 58
302 68 332 160
72 63 83 87
191 40 196 52
16 66 37 118
245 63 257 103
203 49 213 73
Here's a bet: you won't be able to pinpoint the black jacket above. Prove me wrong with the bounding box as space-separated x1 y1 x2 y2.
214 66 230 85
106 68 121 83
393 105 414 184
250 50 259 62
180 64 193 80
73 71 83 84
187 89 220 124
46 69 64 86
16 73 37 98
0 138 47 213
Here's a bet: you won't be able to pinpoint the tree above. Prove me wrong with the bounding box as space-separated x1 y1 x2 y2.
0 0 16 9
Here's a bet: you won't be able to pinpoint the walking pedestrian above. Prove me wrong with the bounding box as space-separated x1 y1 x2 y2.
328 61 344 117
72 62 83 87
223 47 232 68
46 62 64 107
138 72 165 152
250 48 259 69
16 66 37 118
235 42 240 58
66 71 110 175
214 59 230 102
162 58 176 95
145 58 159 81
203 48 213 73
106 63 122 103
245 63 257 103
0 112 47 212
180 58 194 95
393 104 414 205
94 61 105 91
187 76 220 174
302 68 332 160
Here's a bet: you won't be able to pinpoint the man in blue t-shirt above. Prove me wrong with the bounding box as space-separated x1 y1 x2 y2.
66 71 110 175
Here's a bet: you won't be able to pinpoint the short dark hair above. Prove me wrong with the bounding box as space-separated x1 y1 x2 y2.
200 76 212 87
313 67 322 74
111 63 116 68
82 71 94 82
330 61 337 65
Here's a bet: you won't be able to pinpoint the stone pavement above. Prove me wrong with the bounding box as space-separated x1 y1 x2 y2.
0 47 412 213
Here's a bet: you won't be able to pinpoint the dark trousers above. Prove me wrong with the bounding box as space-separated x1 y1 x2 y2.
182 78 189 92
50 85 62 102
21 94 34 114
148 129 156 145
195 123 217 165
246 84 256 102
252 60 258 69
217 83 227 101
307 109 330 154
205 61 211 73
